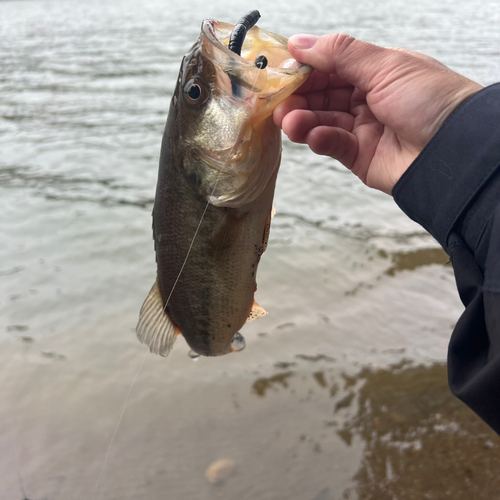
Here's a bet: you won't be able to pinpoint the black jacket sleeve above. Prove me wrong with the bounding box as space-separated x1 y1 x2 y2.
392 83 500 434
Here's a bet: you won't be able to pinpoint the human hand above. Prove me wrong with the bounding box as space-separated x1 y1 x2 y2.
274 34 483 194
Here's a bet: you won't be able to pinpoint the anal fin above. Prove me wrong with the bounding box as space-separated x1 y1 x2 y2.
136 281 179 357
245 299 268 323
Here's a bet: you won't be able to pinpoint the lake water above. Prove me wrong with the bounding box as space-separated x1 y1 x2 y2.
1 0 499 499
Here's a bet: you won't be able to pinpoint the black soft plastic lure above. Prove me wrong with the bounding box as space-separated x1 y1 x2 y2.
228 10 268 96
228 10 261 55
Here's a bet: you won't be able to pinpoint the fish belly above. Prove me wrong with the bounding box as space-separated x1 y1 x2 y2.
154 152 277 356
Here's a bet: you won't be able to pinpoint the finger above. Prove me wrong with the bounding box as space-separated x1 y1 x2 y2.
302 87 353 113
294 71 352 95
305 126 359 169
274 95 308 127
274 86 354 127
282 109 355 144
288 33 398 92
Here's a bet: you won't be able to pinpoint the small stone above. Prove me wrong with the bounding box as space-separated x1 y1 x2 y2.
391 412 406 423
205 459 235 484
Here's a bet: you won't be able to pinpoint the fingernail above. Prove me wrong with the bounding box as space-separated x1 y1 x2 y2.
289 34 318 50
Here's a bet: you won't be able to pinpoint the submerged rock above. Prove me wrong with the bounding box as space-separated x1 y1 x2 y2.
205 459 236 484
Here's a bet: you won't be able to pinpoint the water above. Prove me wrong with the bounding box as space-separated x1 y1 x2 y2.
1 0 499 498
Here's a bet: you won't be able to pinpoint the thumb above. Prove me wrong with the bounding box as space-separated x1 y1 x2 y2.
288 33 394 92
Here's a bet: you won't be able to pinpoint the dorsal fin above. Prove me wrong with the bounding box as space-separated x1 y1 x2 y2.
136 281 179 356
245 299 268 323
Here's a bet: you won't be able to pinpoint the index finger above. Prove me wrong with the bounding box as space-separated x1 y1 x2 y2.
273 86 354 127
293 70 353 94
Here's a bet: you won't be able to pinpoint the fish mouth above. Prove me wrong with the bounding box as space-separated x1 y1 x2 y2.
189 17 311 208
200 17 311 121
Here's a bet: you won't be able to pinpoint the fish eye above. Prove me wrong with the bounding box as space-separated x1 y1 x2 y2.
188 84 201 100
183 80 206 106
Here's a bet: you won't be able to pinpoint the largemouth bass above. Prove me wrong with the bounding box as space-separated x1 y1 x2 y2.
137 12 311 357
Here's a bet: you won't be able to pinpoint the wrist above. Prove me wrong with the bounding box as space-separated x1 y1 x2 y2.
393 83 500 253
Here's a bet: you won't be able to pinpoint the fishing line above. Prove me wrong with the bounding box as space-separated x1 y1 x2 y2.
92 36 265 500
18 472 28 500
92 352 147 500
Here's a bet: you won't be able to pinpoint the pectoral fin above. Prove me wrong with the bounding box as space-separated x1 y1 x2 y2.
206 210 248 260
136 281 180 356
245 299 268 323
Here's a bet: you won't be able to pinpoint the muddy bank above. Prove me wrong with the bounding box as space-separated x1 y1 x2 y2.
338 362 500 500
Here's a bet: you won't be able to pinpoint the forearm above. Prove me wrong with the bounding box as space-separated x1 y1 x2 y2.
393 83 500 433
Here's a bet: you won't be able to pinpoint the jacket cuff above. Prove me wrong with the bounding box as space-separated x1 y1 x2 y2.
393 83 500 255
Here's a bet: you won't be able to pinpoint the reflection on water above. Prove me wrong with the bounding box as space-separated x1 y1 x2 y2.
0 164 153 208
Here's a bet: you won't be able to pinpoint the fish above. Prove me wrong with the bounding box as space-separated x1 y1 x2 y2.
136 11 311 357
